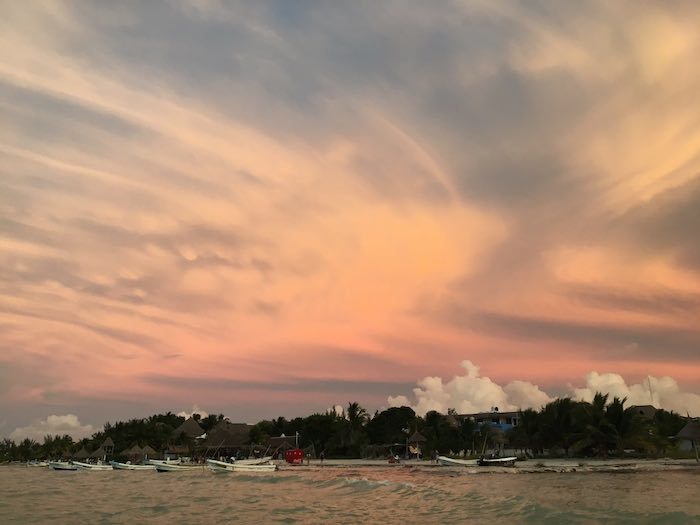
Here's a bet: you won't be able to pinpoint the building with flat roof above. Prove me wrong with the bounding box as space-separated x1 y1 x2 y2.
457 408 520 433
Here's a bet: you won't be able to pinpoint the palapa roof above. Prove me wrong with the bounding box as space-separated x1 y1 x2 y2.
165 445 190 454
269 435 297 447
121 443 143 456
408 431 427 443
677 420 700 440
90 446 107 458
141 445 158 457
172 417 204 439
200 421 252 448
73 446 90 460
102 437 115 447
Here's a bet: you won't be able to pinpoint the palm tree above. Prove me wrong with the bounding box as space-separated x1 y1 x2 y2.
574 392 614 457
512 408 540 457
347 402 369 433
346 402 369 454
605 396 648 456
540 398 577 456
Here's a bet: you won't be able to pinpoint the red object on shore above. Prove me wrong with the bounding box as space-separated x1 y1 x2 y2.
285 448 304 464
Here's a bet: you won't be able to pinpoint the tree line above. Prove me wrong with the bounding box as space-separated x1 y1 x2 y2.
0 394 690 462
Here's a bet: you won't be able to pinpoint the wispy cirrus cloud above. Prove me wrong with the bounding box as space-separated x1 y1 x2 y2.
1 1 699 433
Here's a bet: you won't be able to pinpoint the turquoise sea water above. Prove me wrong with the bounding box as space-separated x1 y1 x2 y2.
1 465 698 524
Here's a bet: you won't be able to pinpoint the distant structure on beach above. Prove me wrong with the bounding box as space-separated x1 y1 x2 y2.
457 405 661 435
171 417 205 440
457 408 520 433
630 405 658 419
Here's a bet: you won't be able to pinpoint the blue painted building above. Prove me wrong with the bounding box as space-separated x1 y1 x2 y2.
458 408 520 433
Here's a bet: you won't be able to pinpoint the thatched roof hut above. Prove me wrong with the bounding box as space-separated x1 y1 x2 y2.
73 446 90 460
141 445 158 459
120 443 143 458
408 431 427 444
90 446 107 459
677 420 700 440
268 435 298 451
200 421 252 450
172 417 204 439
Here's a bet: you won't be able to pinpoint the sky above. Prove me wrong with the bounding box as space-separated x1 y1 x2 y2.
2 1 700 440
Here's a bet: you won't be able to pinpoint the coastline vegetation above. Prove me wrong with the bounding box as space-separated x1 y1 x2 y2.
0 394 691 462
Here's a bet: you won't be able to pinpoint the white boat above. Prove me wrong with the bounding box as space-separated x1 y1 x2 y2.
149 459 205 472
27 460 49 467
235 456 273 465
73 461 114 471
206 459 277 473
49 461 78 471
477 456 518 467
437 456 479 467
110 461 156 470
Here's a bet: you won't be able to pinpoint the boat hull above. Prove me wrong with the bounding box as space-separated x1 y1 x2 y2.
49 461 78 471
73 461 114 471
149 460 204 472
477 456 517 467
437 456 479 467
110 461 156 470
235 456 273 465
206 459 277 472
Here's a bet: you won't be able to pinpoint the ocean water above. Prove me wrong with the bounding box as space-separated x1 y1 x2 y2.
1 466 698 524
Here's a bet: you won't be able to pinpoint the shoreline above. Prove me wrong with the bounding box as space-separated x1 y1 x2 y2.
6 458 698 474
276 457 700 473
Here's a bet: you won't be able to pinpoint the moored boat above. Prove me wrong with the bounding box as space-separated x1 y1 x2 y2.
235 456 273 465
27 460 49 467
73 461 114 471
206 459 277 473
110 461 156 470
477 456 517 467
437 456 479 467
49 461 78 471
149 459 205 472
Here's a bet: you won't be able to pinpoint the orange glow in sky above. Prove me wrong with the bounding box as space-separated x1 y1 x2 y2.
2 1 700 434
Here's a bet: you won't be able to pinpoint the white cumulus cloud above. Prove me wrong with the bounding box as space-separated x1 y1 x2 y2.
388 360 553 415
177 405 209 419
389 362 700 416
572 372 700 415
10 414 95 442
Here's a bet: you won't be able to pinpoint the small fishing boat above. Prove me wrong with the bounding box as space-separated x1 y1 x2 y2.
477 456 517 467
110 461 156 470
436 456 479 467
206 459 277 473
235 456 273 465
49 461 78 471
73 461 114 471
27 460 49 467
149 459 205 472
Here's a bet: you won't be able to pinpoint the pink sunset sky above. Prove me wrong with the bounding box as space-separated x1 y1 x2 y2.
2 1 700 439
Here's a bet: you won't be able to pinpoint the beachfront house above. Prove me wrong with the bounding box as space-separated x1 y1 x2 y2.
457 407 520 433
